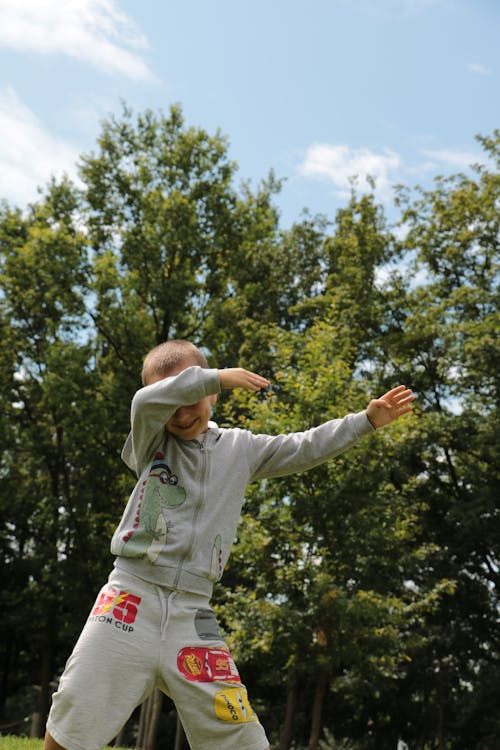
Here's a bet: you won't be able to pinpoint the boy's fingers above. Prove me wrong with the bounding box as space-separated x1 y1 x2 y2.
251 372 270 384
374 390 414 417
257 378 271 387
386 387 414 404
384 385 407 397
394 392 414 405
220 368 270 390
244 371 270 390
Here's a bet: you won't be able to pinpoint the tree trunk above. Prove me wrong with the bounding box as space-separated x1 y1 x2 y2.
0 631 13 718
437 664 448 750
137 690 163 749
280 678 298 750
30 713 45 739
113 725 126 746
136 695 150 748
146 689 163 750
174 712 185 750
307 669 328 750
31 626 54 738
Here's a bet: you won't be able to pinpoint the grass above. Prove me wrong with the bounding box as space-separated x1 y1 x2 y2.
1 737 129 749
1 740 40 750
1 740 45 750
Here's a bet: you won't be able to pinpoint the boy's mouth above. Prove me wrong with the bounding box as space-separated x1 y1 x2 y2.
176 418 198 431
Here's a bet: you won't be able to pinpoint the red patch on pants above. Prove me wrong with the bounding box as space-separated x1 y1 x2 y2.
177 646 241 684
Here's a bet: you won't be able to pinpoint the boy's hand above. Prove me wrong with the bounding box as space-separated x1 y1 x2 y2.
218 368 270 391
366 385 415 429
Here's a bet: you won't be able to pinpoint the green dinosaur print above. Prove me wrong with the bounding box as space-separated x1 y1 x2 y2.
120 452 186 562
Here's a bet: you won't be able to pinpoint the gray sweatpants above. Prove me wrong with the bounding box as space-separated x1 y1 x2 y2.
47 569 269 750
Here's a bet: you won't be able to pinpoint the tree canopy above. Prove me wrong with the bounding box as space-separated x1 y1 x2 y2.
0 107 498 750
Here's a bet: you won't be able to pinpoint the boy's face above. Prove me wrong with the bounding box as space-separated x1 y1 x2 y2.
148 360 217 441
165 395 216 440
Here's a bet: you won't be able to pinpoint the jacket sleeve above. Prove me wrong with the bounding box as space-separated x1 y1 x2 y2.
121 366 221 476
247 411 374 482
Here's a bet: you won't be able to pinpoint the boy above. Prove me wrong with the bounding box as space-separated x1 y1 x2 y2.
45 339 414 750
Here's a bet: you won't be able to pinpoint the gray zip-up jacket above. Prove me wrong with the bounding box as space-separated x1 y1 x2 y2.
111 366 374 597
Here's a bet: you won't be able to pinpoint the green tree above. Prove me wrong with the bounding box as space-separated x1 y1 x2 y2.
374 131 500 748
1 106 498 750
79 104 329 378
0 181 123 735
0 103 330 743
216 194 451 750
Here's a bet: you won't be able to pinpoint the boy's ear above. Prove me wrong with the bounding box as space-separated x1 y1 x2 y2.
210 393 218 405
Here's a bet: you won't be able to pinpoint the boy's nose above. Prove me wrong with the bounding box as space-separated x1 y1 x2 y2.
176 405 196 419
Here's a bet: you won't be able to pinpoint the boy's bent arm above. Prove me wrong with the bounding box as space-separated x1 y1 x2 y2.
122 366 220 475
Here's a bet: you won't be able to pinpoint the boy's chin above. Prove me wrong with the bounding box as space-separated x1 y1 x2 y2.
167 425 206 440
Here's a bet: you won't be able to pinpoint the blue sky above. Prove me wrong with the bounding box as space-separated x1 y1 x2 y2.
0 0 498 227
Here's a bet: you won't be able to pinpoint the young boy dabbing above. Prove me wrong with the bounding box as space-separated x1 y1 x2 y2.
44 340 414 750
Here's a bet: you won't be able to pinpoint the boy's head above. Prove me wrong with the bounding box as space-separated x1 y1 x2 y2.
142 340 208 386
142 340 216 441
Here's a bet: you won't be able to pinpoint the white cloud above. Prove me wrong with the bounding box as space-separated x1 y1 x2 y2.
298 142 401 199
0 87 81 206
467 62 492 76
296 140 488 206
0 0 154 81
420 148 486 170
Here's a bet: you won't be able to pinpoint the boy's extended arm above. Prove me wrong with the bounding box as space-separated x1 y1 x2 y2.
237 379 414 481
219 371 414 429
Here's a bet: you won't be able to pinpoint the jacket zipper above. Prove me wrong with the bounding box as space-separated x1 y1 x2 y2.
173 440 208 588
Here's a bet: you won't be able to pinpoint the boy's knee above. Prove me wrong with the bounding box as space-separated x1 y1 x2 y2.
44 730 67 750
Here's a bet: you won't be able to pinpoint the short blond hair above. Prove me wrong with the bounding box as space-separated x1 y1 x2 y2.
141 340 208 385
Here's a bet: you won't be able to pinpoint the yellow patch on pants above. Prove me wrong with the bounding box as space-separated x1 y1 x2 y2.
214 687 258 723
